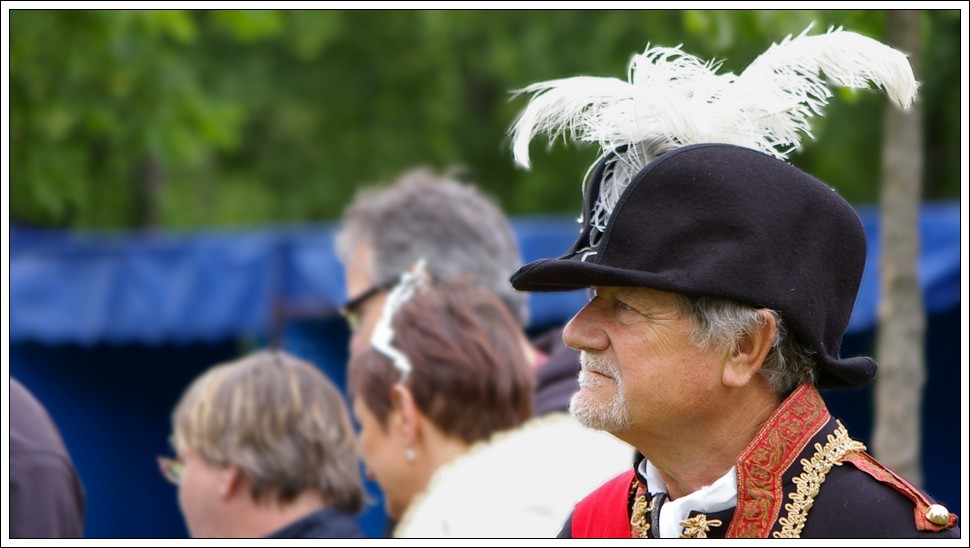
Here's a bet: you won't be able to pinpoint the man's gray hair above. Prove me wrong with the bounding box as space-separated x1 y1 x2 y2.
677 295 817 396
336 167 529 326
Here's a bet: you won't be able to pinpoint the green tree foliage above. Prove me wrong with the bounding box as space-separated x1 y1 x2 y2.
10 10 244 227
9 9 961 230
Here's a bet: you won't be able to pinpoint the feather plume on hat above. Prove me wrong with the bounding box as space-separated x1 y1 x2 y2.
509 24 919 234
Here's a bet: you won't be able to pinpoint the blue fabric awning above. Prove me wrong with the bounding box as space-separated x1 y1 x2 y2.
9 203 961 345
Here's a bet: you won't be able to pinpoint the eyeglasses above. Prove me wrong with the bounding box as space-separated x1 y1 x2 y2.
157 455 185 485
339 280 396 331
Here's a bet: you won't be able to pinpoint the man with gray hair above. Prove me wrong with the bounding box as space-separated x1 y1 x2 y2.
336 168 527 355
506 26 959 538
336 167 634 536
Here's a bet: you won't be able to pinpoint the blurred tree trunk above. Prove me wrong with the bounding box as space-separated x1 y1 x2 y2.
873 10 924 486
132 154 162 229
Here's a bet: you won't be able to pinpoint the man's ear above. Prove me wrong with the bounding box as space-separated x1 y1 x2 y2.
219 465 245 500
389 384 419 441
722 310 777 388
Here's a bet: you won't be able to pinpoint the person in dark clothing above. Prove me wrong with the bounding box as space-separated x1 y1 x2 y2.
531 326 585 417
9 377 86 538
160 349 364 538
263 507 363 539
506 26 959 538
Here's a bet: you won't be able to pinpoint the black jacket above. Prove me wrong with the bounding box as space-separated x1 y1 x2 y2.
559 385 961 539
531 327 581 416
265 507 363 539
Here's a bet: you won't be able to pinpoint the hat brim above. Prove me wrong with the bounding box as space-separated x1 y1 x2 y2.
511 257 691 295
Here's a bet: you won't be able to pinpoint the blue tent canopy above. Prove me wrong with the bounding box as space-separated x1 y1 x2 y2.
9 203 961 345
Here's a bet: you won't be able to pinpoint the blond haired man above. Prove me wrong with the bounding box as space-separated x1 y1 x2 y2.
160 349 365 538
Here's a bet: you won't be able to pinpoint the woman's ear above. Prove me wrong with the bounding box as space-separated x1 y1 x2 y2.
389 384 419 441
722 310 777 388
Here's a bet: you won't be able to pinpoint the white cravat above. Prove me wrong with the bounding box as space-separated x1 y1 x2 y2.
639 459 738 538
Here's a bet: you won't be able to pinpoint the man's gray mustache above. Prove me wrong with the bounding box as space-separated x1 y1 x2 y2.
580 352 618 379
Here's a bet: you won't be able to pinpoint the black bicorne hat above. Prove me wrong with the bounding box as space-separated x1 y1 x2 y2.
511 143 877 389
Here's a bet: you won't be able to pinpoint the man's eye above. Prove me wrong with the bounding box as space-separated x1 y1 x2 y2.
616 300 634 312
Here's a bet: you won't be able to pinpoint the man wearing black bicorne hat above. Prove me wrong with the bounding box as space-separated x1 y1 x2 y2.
507 25 959 538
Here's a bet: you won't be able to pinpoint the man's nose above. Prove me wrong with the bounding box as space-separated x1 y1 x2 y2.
562 298 609 352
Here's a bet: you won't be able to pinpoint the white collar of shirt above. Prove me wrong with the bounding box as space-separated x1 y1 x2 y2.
638 459 737 538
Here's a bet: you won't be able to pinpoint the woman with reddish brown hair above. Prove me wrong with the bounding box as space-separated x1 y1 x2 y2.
348 265 553 537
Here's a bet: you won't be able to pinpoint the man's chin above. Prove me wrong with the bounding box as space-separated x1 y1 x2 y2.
569 391 630 432
569 392 608 430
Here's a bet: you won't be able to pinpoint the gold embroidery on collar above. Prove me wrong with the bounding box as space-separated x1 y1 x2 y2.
773 420 866 538
630 491 654 538
729 384 829 538
680 515 723 538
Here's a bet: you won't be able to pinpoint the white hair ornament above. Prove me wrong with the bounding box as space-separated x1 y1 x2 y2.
370 259 431 383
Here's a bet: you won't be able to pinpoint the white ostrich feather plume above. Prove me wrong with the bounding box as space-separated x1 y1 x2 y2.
509 24 918 233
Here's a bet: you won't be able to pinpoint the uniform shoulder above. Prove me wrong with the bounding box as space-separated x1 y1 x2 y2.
800 455 960 538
